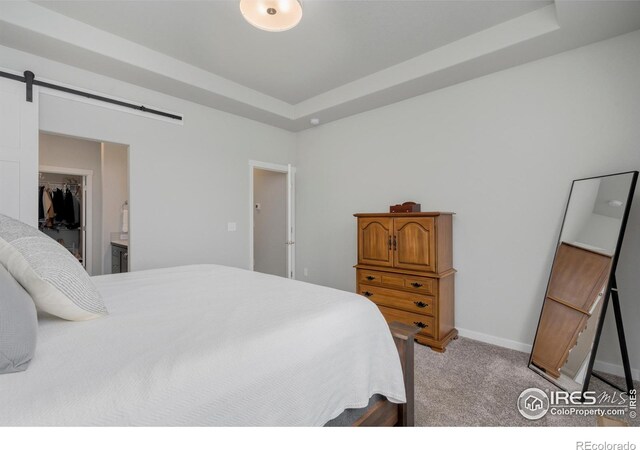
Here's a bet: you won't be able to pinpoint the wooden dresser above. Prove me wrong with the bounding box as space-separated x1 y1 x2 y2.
354 212 457 352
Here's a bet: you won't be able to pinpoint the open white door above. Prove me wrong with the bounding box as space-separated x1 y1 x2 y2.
0 76 38 224
286 164 296 279
249 160 295 279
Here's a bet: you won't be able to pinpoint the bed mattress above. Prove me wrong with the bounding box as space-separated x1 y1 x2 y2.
0 265 405 426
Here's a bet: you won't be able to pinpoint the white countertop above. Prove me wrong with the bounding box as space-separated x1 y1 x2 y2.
111 240 129 248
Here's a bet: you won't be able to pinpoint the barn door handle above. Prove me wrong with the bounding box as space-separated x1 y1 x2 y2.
413 301 428 308
411 282 423 288
413 321 428 328
362 291 373 297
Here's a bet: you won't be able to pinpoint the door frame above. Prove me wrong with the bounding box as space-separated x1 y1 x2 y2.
39 164 93 275
248 160 296 279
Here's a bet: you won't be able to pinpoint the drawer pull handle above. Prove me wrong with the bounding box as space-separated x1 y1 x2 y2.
363 291 374 297
410 282 423 288
413 301 428 308
365 276 376 281
414 321 428 329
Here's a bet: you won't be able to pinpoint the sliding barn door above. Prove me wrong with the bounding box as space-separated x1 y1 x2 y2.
0 77 38 225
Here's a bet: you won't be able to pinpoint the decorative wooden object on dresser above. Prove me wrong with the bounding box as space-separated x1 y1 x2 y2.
354 212 457 352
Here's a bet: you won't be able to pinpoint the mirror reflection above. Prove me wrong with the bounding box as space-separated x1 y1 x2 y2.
529 172 635 392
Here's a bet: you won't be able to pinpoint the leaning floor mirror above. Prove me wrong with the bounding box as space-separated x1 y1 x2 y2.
529 171 638 394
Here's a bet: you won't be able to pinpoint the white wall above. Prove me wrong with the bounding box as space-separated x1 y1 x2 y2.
39 132 103 275
560 179 601 248
576 213 621 254
101 142 129 274
253 168 287 277
295 30 640 376
0 44 296 272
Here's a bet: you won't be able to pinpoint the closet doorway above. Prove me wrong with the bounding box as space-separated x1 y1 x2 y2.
249 160 295 279
39 132 130 276
39 167 91 272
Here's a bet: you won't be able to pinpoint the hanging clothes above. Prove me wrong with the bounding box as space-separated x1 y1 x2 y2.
38 186 45 220
52 188 65 222
73 191 81 228
43 189 55 227
64 189 76 226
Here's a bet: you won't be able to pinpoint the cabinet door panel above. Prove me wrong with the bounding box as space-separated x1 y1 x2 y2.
358 217 393 267
393 217 436 272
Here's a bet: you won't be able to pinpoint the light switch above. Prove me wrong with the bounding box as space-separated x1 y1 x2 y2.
227 222 237 232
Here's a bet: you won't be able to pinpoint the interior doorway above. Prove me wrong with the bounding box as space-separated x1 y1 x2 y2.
38 166 92 273
249 160 295 279
38 132 130 276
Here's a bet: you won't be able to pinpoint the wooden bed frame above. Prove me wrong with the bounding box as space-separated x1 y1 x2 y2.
352 322 418 427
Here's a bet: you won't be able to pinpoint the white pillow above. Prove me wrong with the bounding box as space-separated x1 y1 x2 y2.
0 214 107 321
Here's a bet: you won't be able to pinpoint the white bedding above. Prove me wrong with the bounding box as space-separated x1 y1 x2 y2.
0 265 405 426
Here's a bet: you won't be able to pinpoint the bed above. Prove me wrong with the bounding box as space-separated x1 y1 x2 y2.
0 264 413 426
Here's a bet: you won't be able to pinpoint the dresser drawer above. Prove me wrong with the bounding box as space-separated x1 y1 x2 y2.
357 270 382 285
402 275 435 295
377 305 435 338
358 284 434 316
380 273 405 289
357 269 435 295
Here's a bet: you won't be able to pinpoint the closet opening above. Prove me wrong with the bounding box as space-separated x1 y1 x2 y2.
249 160 296 279
39 168 91 272
38 132 130 276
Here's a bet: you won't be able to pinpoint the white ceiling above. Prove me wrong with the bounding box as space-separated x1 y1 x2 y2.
1 1 640 130
33 0 549 104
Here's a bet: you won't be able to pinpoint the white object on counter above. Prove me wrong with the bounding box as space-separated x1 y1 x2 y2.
121 201 129 233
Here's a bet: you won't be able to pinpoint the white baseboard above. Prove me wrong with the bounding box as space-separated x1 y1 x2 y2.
457 327 639 381
593 360 640 381
457 327 532 353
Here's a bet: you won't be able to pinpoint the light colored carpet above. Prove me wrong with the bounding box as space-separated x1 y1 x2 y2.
414 337 639 426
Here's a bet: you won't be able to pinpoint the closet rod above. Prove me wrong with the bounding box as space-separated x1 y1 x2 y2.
0 70 183 121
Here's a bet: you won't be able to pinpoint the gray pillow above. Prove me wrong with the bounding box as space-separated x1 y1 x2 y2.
0 263 37 374
0 214 107 321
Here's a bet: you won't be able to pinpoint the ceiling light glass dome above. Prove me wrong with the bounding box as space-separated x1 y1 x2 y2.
239 0 303 32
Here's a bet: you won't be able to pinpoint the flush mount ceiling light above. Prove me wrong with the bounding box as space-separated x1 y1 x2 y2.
239 0 303 32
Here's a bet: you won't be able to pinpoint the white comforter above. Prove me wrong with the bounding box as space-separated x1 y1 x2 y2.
0 265 405 426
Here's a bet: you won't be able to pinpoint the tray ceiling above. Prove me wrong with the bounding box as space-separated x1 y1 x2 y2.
1 1 640 130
